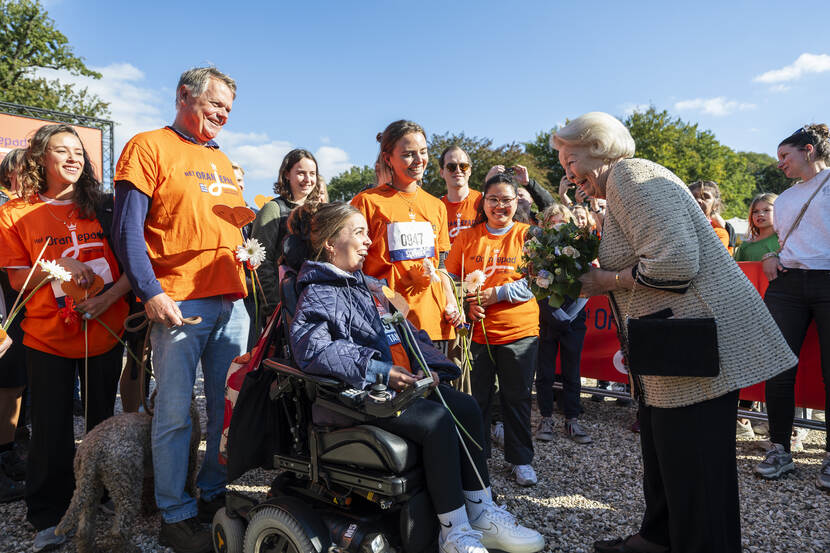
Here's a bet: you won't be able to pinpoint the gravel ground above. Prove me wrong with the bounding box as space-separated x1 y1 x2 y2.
1 375 828 553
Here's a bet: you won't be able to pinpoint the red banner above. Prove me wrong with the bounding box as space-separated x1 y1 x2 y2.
578 262 824 409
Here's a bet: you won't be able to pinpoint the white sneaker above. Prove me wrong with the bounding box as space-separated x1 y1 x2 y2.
511 464 537 486
471 502 545 553
791 427 808 453
491 422 504 449
736 419 755 440
439 523 488 553
33 526 66 552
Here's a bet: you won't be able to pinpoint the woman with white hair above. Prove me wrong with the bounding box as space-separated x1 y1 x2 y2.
551 112 795 553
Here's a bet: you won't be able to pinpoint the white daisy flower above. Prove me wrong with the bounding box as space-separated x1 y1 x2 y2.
38 259 71 282
236 238 267 268
381 312 406 325
464 270 486 293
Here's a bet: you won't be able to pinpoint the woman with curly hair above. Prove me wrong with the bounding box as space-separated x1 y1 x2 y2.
0 124 131 550
251 148 323 322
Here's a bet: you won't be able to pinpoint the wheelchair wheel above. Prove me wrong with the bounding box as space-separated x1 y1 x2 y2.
243 506 316 553
213 507 244 553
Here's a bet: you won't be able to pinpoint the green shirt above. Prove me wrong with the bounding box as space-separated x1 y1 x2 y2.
733 233 779 262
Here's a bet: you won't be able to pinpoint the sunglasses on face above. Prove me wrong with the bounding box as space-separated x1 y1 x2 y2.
445 162 471 172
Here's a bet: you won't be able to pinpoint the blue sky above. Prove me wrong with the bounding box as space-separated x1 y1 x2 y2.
39 0 830 204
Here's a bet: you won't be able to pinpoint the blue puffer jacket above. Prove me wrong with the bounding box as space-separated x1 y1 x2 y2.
290 261 460 390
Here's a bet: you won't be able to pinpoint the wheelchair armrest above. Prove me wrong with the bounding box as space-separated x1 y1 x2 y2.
262 357 344 389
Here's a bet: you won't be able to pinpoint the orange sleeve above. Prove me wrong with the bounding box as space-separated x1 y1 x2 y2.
436 200 450 254
714 227 729 250
114 138 158 197
445 231 464 277
0 206 32 269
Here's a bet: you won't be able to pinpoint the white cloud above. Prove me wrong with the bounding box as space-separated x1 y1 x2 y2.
673 97 756 117
226 140 293 180
315 146 354 180
621 103 649 116
754 53 830 84
35 63 168 155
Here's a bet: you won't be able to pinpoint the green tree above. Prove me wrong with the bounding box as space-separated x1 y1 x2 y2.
327 165 376 202
623 107 756 217
0 0 109 117
738 151 792 196
422 132 545 198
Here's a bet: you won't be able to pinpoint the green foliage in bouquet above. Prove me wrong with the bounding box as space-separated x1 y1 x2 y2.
520 222 600 308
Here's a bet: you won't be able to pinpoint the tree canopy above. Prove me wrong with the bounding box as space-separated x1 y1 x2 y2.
327 165 376 202
0 0 109 117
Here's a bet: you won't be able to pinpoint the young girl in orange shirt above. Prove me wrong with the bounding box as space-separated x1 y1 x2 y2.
445 173 540 487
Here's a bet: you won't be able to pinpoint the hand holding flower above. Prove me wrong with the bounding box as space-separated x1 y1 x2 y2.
414 369 440 389
76 292 116 319
467 302 486 322
464 286 497 307
443 302 462 326
57 258 96 289
578 267 612 297
0 334 12 358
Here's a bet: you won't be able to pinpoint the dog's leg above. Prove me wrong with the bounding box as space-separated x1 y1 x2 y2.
103 456 143 553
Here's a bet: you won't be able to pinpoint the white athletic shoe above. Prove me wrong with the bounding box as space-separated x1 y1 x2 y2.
471 502 545 553
439 523 488 553
511 464 537 486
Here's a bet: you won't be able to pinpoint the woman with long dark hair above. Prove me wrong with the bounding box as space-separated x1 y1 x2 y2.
0 124 131 550
445 173 540 487
251 148 323 321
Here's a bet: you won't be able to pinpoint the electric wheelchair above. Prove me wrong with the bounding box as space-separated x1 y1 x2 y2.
212 268 444 553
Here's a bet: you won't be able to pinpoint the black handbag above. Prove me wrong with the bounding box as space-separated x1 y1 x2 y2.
623 284 720 378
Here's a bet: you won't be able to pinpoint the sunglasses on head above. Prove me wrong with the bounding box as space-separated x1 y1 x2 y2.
445 162 470 172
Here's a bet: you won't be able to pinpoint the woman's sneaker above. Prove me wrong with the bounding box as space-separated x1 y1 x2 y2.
534 417 554 441
736 419 755 440
470 502 545 553
754 443 795 479
511 464 537 486
565 419 593 444
33 526 65 552
439 523 488 553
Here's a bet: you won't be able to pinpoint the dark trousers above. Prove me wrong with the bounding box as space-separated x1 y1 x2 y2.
471 336 537 465
763 269 830 451
638 391 740 553
373 384 489 514
25 344 123 530
535 311 587 419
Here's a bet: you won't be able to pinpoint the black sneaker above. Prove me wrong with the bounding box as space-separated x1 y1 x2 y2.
0 471 24 503
0 448 26 481
197 492 225 523
158 517 211 553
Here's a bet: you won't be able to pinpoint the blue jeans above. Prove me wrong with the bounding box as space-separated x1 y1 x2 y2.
150 296 249 523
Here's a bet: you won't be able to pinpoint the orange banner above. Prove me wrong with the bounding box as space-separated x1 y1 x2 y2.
577 262 824 409
0 113 103 181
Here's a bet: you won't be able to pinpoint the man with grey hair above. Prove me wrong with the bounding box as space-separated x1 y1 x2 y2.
113 66 250 553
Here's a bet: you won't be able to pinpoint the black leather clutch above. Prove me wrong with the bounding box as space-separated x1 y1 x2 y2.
627 313 720 377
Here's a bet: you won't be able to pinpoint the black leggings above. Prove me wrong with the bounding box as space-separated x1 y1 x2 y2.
763 269 830 452
373 384 489 514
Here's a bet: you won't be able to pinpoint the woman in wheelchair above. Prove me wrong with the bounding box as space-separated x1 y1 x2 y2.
289 202 544 553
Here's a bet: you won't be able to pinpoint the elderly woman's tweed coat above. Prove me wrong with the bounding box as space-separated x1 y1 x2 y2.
599 158 796 408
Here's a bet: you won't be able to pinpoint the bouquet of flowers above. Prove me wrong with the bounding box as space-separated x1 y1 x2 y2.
520 222 600 308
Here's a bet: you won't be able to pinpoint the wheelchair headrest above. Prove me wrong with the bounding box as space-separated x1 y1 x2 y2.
278 265 301 323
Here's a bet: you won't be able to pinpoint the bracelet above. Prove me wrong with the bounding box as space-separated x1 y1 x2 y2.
761 252 779 261
615 272 622 287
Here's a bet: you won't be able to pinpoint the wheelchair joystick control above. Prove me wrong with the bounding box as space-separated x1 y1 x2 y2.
368 374 391 404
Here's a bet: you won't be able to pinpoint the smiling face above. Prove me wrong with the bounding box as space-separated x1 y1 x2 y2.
777 144 810 180
557 143 609 199
483 182 518 228
174 77 234 143
327 213 372 273
43 132 85 192
287 157 318 203
385 132 428 186
573 206 590 229
751 201 774 233
440 148 471 191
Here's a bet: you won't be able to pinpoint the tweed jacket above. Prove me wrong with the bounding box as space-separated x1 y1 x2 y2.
599 158 796 408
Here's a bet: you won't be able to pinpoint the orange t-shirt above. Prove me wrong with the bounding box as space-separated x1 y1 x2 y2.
0 197 129 358
445 222 539 345
351 185 454 341
710 221 732 254
371 294 411 372
114 128 247 301
442 189 482 245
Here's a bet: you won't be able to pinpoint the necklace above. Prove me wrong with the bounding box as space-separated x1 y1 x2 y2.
387 183 419 221
41 196 78 232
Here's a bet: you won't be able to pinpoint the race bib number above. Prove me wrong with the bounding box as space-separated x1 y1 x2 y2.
387 221 435 262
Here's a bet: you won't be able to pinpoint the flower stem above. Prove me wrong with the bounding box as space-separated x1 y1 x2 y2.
91 315 144 367
249 266 260 339
476 290 495 363
3 278 50 331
